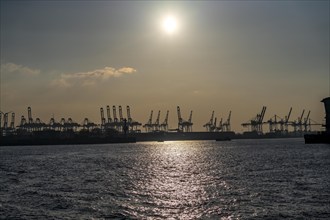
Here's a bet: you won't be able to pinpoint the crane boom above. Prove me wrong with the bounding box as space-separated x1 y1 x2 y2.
3 113 8 129
286 107 292 123
299 110 305 123
118 106 124 122
304 110 311 123
163 110 169 124
177 106 182 123
227 111 232 123
112 106 118 122
100 108 105 126
147 110 153 124
210 111 214 124
106 105 112 123
126 106 132 122
188 111 193 123
260 106 267 123
155 110 160 125
28 107 33 124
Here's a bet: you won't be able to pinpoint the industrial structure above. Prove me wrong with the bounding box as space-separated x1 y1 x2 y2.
240 106 321 136
177 106 193 132
204 111 232 132
304 97 330 143
0 104 323 139
143 110 169 132
241 106 267 134
266 107 292 133
100 105 142 133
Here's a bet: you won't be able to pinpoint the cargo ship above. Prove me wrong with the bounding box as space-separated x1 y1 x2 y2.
304 97 330 144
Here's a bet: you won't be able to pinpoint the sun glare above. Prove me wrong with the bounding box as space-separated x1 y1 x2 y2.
162 15 178 35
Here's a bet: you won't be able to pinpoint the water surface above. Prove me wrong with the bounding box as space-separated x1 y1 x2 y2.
1 138 329 219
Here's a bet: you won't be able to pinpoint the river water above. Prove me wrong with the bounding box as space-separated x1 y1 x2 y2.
0 138 329 219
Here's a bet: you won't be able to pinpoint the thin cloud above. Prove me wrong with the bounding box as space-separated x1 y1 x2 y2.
51 66 137 87
1 62 40 75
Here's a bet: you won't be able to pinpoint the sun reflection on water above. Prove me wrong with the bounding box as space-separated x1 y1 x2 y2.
132 141 236 219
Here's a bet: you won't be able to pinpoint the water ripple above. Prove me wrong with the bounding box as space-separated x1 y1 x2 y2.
1 139 330 219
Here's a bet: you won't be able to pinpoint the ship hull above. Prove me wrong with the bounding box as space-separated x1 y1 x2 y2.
304 133 330 144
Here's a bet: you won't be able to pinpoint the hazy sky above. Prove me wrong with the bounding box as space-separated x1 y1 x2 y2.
1 1 329 132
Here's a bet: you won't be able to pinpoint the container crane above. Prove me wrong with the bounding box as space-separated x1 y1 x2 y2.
216 118 223 131
34 117 46 131
160 110 169 131
298 110 305 132
187 111 193 132
303 110 311 132
144 110 153 132
10 113 15 130
267 114 282 132
100 108 106 130
67 118 80 131
49 117 61 131
28 107 33 124
3 113 8 130
126 106 141 132
203 111 214 132
118 106 125 132
83 118 97 131
118 106 124 122
112 106 119 130
0 112 2 130
177 106 193 132
210 117 217 131
153 110 161 131
242 106 266 134
27 107 34 131
291 110 305 133
106 105 112 123
280 107 292 133
223 111 232 132
104 105 113 130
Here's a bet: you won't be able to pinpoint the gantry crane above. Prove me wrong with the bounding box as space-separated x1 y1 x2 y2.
106 105 112 123
10 113 15 130
143 110 153 132
100 108 106 130
303 110 311 132
82 118 97 131
279 107 292 133
222 111 232 132
177 106 193 132
118 106 124 131
210 117 217 131
3 113 9 130
241 106 267 134
49 117 62 131
216 118 223 131
126 106 141 132
103 105 114 130
160 110 169 131
112 106 120 130
153 110 161 131
291 110 305 133
267 114 282 132
204 111 215 131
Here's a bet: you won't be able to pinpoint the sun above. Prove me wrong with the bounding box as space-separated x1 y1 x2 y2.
162 15 178 35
